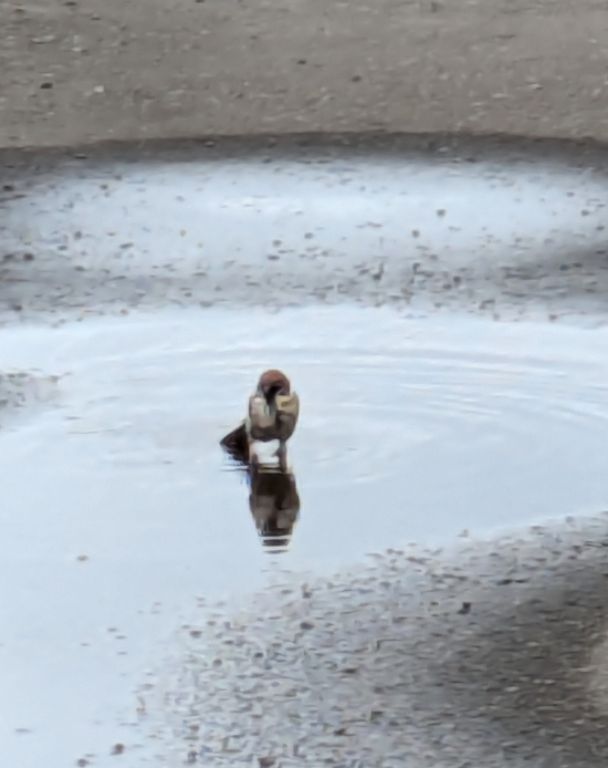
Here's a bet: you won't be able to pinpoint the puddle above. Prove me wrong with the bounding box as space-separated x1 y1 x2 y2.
1 306 607 571
2 138 608 766
1 314 607 765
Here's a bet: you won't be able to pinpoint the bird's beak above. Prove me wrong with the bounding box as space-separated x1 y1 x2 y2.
261 383 287 401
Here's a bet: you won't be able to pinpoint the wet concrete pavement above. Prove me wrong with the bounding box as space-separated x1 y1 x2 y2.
2 136 608 325
144 519 608 768
1 137 608 766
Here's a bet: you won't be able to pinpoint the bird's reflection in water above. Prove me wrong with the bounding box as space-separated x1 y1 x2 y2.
248 465 300 551
220 436 300 552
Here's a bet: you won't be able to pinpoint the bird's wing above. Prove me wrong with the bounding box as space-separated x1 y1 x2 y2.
220 420 249 462
275 391 299 421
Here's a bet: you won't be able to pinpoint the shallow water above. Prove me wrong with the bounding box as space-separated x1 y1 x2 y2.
2 140 608 766
2 306 607 567
2 305 608 765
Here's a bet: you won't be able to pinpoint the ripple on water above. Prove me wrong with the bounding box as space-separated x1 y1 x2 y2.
1 305 608 768
0 305 607 560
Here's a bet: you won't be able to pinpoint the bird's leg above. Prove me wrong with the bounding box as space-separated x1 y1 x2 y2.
249 438 260 470
277 441 288 472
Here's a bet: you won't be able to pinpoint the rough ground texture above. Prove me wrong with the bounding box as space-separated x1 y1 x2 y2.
140 517 608 768
2 0 608 148
2 136 608 327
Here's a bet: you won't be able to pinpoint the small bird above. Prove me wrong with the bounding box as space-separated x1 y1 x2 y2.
220 369 299 470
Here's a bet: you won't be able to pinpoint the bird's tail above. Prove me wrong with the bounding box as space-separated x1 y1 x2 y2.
220 422 250 463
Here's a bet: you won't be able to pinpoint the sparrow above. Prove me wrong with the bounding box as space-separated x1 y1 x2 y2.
220 369 299 471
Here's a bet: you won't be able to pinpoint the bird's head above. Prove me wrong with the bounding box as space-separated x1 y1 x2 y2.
257 369 291 403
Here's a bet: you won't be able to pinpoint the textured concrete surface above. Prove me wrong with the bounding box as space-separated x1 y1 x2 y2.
136 516 608 768
3 5 608 764
2 136 608 326
2 0 608 148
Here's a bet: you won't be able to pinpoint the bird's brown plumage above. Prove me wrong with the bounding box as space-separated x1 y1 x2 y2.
220 369 299 469
257 369 291 398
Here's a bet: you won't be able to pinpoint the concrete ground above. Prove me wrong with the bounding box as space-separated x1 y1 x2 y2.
3 4 608 767
142 517 608 768
2 0 608 148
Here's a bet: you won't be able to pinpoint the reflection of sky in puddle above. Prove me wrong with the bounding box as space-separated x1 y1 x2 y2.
1 305 607 574
1 306 607 767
